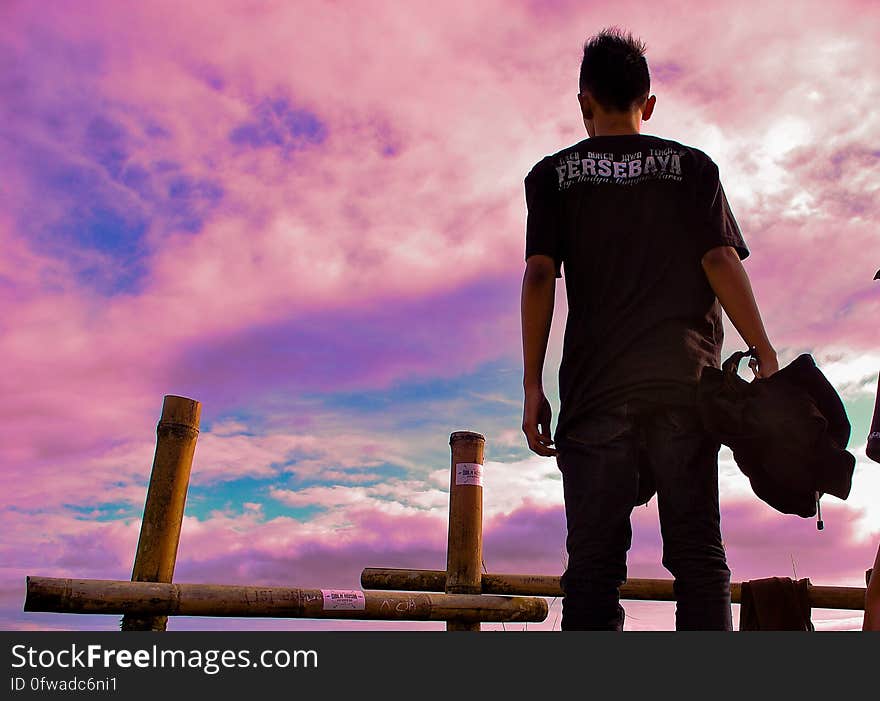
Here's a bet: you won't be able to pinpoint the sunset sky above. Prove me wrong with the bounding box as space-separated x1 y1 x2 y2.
2 0 878 631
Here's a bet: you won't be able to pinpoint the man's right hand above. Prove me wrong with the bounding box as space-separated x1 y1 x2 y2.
748 344 779 379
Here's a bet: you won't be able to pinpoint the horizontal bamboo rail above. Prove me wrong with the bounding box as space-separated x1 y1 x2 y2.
360 568 868 611
25 577 548 623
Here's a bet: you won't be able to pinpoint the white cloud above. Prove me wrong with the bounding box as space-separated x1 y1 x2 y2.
813 351 880 398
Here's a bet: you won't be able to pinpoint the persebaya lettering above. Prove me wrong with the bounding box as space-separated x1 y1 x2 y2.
556 150 685 188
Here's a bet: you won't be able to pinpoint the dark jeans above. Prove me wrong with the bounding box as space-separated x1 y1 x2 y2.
556 398 732 631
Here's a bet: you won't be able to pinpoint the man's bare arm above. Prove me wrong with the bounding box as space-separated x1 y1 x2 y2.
701 245 778 377
522 256 556 389
521 255 558 456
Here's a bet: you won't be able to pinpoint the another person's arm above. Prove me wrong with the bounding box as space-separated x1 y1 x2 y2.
863 543 880 630
701 246 779 378
521 255 558 456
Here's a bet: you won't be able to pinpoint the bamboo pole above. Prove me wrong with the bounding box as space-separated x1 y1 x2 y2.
25 577 548 623
446 431 485 631
360 568 868 611
121 396 201 631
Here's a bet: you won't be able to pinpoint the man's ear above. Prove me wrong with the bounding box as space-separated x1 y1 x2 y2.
642 94 656 121
577 92 593 121
578 92 596 136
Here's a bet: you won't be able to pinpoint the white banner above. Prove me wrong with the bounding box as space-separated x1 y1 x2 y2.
455 462 483 486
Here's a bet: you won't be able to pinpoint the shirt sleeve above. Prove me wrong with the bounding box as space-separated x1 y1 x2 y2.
524 158 563 278
697 159 749 261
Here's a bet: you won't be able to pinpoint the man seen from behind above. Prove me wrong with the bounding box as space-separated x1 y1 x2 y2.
520 27 778 630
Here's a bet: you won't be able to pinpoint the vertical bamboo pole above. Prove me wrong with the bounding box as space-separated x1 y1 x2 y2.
445 430 485 631
121 395 201 631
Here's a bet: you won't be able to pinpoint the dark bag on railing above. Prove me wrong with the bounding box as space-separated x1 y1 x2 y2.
739 576 814 631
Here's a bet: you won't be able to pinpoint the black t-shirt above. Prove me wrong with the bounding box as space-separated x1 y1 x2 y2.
524 133 749 446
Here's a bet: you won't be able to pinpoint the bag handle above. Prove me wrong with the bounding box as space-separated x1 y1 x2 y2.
722 345 757 377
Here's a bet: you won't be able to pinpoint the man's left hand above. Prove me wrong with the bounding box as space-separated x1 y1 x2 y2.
522 388 558 457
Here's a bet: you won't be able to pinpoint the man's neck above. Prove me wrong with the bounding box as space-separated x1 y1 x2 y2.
592 122 641 136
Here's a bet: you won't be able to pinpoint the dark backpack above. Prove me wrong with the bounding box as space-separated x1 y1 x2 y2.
697 348 855 522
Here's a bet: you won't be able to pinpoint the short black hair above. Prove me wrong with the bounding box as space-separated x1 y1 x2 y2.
579 27 650 113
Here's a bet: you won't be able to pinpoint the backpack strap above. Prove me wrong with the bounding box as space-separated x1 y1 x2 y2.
721 346 758 390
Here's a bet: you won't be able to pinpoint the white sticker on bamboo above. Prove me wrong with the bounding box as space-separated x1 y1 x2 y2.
455 462 483 486
321 590 366 610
